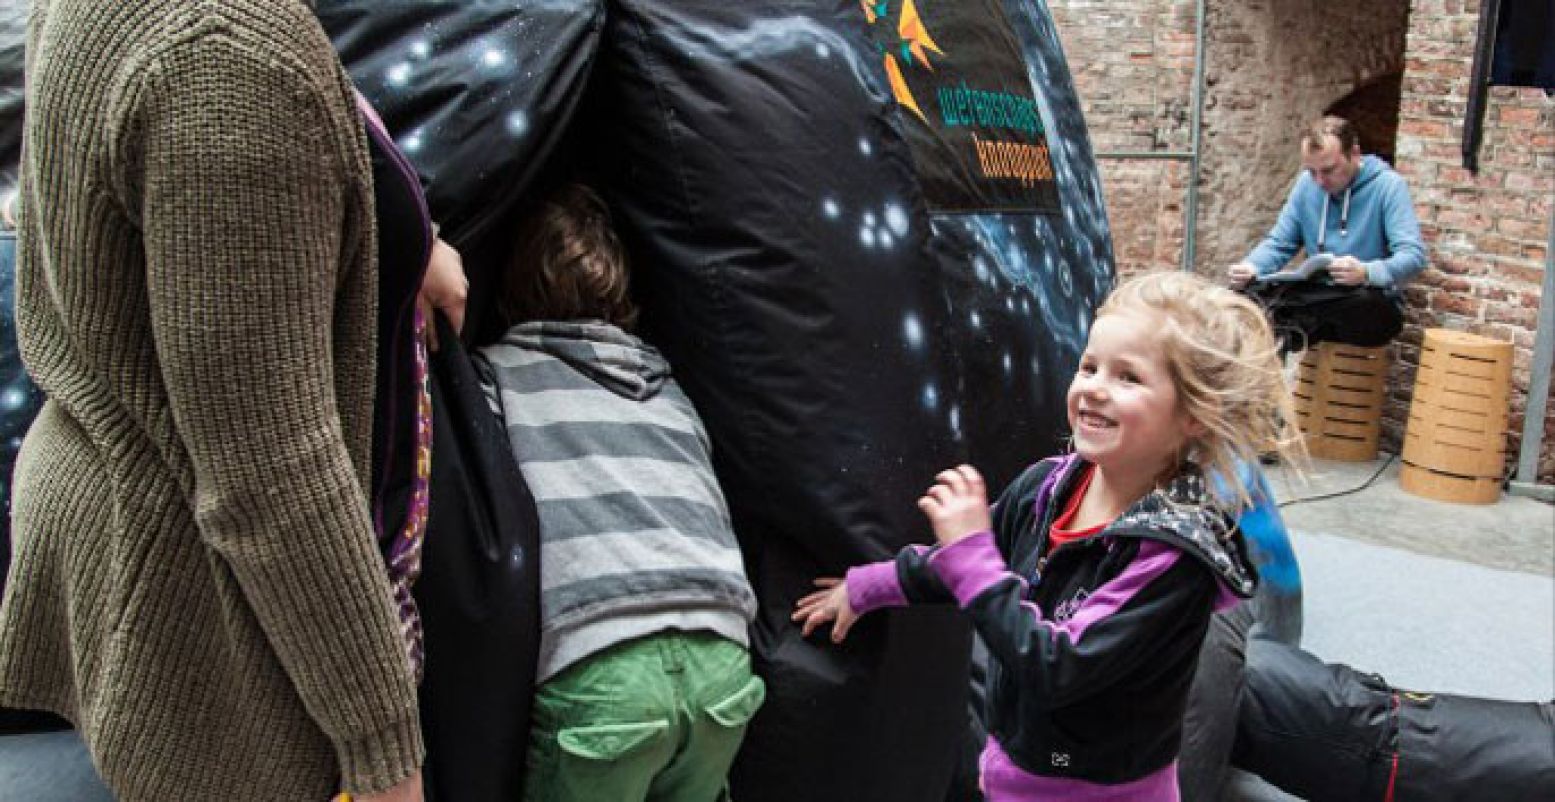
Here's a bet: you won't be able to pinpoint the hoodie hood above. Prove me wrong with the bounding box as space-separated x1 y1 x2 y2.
1111 464 1259 607
494 320 671 401
1043 455 1258 605
1340 154 1386 196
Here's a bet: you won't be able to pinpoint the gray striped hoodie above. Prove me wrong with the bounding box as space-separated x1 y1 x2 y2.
475 320 757 682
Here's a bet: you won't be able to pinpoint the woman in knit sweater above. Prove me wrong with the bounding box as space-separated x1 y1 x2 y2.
0 2 424 799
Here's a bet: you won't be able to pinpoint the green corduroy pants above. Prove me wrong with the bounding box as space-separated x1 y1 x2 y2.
523 631 765 802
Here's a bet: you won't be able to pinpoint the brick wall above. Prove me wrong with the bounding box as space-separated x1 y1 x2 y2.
1391 0 1555 482
1048 1 1197 279
1051 0 1554 483
1049 0 1411 279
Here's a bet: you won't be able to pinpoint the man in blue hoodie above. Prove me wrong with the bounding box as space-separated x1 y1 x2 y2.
1229 115 1427 353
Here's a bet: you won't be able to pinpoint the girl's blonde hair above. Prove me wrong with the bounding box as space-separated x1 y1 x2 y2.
1095 270 1306 510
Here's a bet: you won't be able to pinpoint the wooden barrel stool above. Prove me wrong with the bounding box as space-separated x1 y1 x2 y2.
1400 329 1513 504
1292 342 1390 461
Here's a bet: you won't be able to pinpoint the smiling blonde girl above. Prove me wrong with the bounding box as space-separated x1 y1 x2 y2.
794 270 1301 801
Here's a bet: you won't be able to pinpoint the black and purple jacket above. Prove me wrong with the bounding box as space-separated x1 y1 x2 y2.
846 454 1256 800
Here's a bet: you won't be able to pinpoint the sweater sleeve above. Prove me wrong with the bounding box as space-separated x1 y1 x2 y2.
134 31 421 794
1365 176 1428 289
1245 179 1306 275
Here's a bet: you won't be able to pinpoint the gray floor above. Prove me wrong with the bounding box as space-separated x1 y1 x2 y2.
1295 528 1553 701
2 457 1551 801
1270 455 1554 577
1270 455 1552 701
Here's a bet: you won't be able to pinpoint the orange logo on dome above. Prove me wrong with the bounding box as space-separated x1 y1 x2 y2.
861 0 945 122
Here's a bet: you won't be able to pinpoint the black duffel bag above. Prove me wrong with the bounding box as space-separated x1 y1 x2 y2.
1235 634 1555 801
415 313 542 802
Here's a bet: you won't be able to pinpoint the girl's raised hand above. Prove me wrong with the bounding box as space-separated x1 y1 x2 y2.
918 465 992 546
792 577 859 643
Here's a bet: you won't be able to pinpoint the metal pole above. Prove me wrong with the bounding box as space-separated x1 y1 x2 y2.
1463 0 1504 174
1182 0 1208 271
1095 151 1194 161
1511 194 1555 495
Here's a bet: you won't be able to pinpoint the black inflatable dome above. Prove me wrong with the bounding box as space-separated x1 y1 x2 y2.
320 3 1111 800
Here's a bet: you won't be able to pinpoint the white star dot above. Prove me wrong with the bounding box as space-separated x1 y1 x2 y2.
903 314 924 350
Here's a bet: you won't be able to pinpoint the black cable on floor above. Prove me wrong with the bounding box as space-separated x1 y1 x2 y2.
1277 453 1399 509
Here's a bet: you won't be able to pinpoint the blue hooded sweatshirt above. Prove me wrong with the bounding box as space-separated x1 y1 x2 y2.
1245 155 1427 298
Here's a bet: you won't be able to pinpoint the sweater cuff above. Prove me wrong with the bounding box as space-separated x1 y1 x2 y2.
846 560 909 614
334 715 424 796
1364 260 1392 288
927 531 1007 607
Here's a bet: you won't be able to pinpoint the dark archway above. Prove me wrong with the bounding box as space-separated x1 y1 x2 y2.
1326 72 1405 163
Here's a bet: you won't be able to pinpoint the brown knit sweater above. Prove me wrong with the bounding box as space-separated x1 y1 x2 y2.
0 1 422 798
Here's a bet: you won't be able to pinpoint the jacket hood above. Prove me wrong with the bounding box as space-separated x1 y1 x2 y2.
1341 154 1387 195
494 320 671 401
1119 466 1250 596
1047 455 1258 604
1114 465 1258 605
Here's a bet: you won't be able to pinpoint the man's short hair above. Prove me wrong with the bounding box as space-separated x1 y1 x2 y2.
1300 115 1360 154
500 183 638 330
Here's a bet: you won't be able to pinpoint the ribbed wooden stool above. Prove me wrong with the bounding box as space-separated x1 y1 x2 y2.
1293 342 1390 462
1400 329 1513 504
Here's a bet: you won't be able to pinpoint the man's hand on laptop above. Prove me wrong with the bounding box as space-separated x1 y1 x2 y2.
1328 256 1367 286
1228 262 1257 289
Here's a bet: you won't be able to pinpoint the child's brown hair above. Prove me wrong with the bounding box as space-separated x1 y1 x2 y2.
499 183 638 329
1096 270 1306 509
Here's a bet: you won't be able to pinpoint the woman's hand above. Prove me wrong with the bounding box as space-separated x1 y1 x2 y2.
918 465 992 547
418 237 468 350
337 770 424 802
792 578 859 643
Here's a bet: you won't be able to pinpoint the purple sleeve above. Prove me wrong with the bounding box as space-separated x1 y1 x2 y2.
925 531 1007 607
846 560 910 614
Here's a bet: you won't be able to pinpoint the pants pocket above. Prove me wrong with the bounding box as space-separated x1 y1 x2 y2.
531 719 673 802
557 720 670 761
704 674 766 729
659 674 762 801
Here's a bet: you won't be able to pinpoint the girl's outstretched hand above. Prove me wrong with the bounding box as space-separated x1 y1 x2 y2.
918 465 992 546
792 578 859 643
